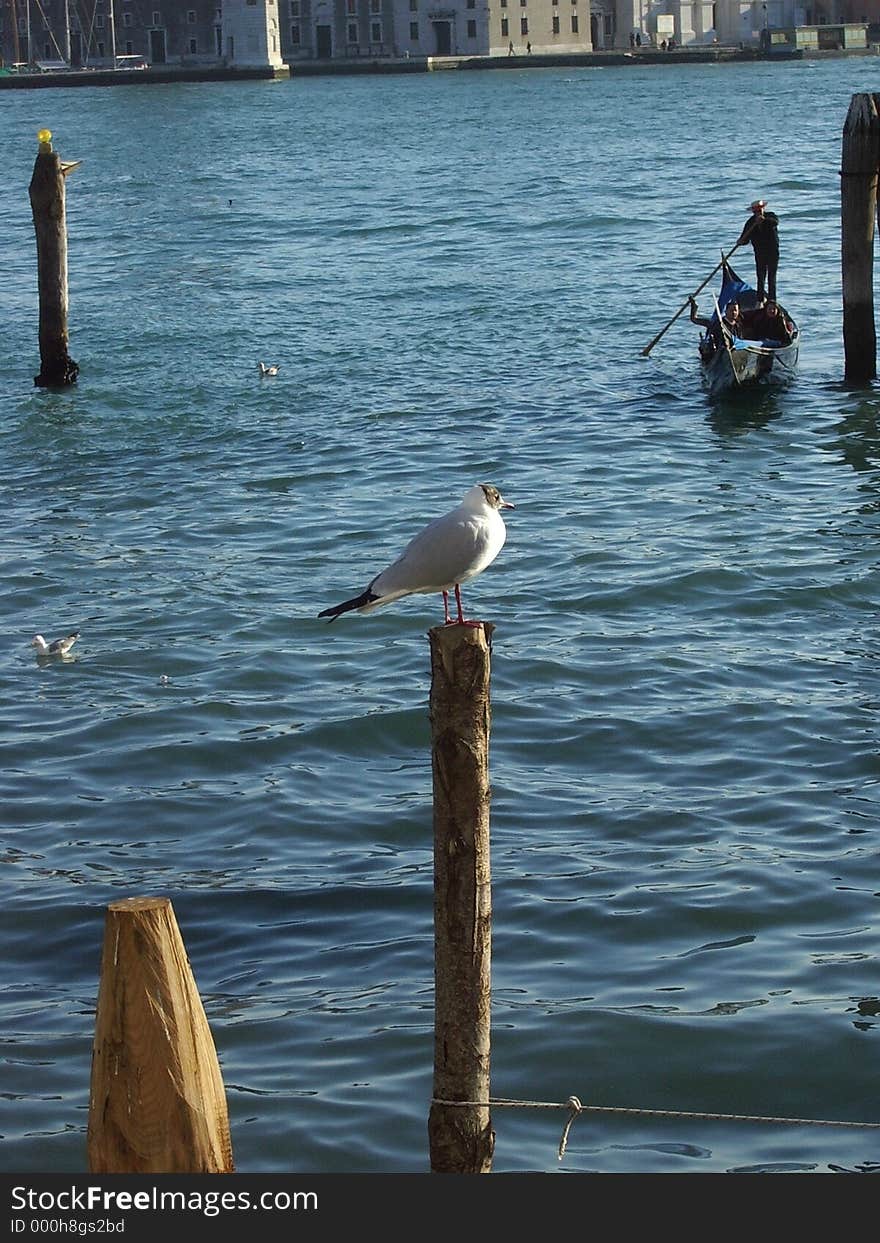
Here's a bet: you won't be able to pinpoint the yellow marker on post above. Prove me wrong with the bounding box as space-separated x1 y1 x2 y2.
38 128 53 152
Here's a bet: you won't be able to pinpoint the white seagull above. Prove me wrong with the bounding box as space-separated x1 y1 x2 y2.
258 361 280 377
31 631 79 656
319 483 514 626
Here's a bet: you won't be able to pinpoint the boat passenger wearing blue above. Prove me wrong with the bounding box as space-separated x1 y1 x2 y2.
736 199 780 303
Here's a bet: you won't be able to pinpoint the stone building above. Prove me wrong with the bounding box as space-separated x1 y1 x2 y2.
278 0 592 58
0 0 281 68
0 0 590 66
3 0 876 67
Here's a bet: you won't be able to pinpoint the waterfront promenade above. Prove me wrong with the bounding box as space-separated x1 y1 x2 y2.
2 41 877 89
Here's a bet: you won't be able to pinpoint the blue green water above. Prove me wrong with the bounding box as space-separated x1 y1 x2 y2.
1 57 879 1174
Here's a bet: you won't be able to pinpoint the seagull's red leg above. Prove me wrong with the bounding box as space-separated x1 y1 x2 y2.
442 590 452 624
454 583 482 628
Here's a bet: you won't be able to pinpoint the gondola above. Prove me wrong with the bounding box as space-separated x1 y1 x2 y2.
696 261 799 397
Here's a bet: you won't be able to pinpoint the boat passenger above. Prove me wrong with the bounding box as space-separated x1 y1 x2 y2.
747 300 794 344
720 300 744 339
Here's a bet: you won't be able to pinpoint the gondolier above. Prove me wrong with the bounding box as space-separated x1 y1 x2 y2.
736 199 780 303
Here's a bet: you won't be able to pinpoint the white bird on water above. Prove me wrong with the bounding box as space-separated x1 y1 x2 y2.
318 483 514 626
258 361 280 377
31 631 79 657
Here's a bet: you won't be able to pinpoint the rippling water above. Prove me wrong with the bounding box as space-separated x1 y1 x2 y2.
2 58 880 1175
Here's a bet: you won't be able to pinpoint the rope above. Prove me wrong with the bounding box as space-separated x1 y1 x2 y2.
432 1096 880 1162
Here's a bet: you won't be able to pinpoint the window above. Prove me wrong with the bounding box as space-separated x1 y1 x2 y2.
410 20 418 37
189 37 197 51
371 20 381 40
187 9 196 22
290 0 299 13
347 0 356 12
467 0 475 6
347 21 358 40
370 0 380 12
500 0 507 7
152 11 161 23
96 13 104 26
521 16 528 33
123 12 132 25
467 18 476 35
501 16 508 33
571 13 578 29
552 14 559 31
409 0 417 9
290 23 301 43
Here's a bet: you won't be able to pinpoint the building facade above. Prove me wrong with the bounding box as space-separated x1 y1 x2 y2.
0 0 591 66
278 0 592 59
3 0 877 66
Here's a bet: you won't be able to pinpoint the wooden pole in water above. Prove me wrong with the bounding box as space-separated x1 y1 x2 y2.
427 622 495 1174
841 93 880 384
28 128 79 388
87 896 234 1174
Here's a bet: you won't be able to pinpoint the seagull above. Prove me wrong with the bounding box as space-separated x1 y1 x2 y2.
258 361 279 377
318 483 514 626
31 631 79 656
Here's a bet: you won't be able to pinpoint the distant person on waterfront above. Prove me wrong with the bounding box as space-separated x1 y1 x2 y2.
527 41 532 53
636 31 642 46
736 199 780 303
508 40 515 55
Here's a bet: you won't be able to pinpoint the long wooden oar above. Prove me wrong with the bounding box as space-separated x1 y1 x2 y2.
641 240 744 357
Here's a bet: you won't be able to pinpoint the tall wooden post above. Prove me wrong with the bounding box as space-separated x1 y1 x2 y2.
427 623 495 1174
841 93 880 383
28 128 79 388
87 896 234 1174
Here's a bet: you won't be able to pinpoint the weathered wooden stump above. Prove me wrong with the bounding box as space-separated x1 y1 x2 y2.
841 93 880 383
28 129 79 388
87 896 234 1174
427 622 495 1174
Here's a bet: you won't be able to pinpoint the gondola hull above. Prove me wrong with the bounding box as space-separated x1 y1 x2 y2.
702 334 799 396
698 262 799 397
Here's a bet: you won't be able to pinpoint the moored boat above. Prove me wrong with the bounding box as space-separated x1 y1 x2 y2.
696 261 799 397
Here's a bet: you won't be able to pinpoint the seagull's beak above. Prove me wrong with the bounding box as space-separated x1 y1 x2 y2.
501 499 515 509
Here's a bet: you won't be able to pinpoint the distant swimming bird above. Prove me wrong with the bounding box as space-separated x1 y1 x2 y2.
31 631 79 656
318 483 514 626
258 361 279 377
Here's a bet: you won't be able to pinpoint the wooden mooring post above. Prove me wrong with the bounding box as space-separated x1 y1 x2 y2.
841 93 880 384
28 128 79 388
427 622 495 1174
87 896 234 1174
